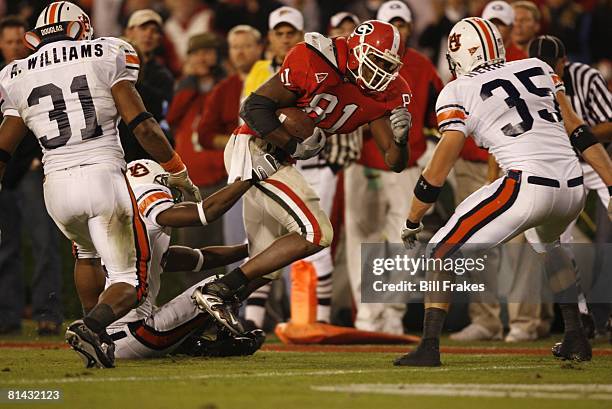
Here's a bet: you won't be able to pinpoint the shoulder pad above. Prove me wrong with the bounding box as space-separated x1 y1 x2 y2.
304 32 338 69
101 37 137 56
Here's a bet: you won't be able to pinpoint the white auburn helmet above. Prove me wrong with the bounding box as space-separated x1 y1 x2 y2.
446 17 505 77
126 159 169 187
24 1 94 50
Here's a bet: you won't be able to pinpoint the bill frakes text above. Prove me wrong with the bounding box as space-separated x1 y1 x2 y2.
373 280 485 293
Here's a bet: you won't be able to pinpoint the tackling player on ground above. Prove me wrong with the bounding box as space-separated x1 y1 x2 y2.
99 157 278 363
194 20 413 332
395 17 612 366
0 2 202 367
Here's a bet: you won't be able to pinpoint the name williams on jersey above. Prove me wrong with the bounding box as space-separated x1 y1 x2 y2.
9 43 104 78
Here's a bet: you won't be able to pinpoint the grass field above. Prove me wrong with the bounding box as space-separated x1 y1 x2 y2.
1 323 612 409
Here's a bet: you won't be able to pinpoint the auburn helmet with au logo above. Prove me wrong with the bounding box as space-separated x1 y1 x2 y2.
446 17 505 77
346 20 404 92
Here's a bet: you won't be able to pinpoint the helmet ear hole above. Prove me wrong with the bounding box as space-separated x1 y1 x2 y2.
23 31 41 50
66 21 84 40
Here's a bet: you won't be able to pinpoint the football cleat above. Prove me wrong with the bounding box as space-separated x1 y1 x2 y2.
192 285 244 336
393 339 441 367
65 320 115 368
551 330 592 361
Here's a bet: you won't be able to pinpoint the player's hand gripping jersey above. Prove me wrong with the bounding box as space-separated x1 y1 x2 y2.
0 37 139 174
436 58 579 178
240 33 413 136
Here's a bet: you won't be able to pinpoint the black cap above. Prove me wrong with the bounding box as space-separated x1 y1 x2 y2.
528 35 566 68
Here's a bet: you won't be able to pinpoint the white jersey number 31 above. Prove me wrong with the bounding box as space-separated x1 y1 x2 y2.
27 74 102 149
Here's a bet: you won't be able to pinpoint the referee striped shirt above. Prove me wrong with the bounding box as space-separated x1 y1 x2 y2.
563 61 612 127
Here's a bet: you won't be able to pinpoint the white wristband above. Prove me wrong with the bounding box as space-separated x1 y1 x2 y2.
197 202 208 226
192 249 204 272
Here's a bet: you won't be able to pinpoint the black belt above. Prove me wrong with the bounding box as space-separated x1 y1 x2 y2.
109 330 127 341
527 175 583 188
507 170 583 188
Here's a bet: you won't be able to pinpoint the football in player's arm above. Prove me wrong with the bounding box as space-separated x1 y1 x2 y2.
240 72 410 172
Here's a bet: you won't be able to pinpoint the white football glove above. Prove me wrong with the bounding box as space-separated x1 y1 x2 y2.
252 153 282 182
401 220 423 250
167 167 202 202
390 107 411 146
291 128 326 160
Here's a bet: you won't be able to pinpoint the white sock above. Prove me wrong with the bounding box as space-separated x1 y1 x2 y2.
245 283 271 328
316 271 333 323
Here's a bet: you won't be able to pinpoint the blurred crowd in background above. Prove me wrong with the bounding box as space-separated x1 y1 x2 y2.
0 0 610 342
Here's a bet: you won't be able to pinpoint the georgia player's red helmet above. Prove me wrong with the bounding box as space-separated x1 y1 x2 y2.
347 20 403 92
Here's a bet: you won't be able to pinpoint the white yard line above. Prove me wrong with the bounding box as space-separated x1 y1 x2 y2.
3 365 549 385
313 383 612 400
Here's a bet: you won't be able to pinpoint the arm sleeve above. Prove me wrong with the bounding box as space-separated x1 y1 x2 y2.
0 82 20 118
103 38 140 88
279 43 313 97
386 76 413 111
435 84 468 136
136 185 175 228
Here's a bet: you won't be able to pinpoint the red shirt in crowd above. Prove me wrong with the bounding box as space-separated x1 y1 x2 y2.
460 42 527 162
166 80 226 187
198 74 244 149
358 48 443 170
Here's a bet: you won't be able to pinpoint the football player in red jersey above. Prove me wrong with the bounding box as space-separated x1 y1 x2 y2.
192 20 414 333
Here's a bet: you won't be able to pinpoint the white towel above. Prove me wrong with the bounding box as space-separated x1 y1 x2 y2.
227 134 253 183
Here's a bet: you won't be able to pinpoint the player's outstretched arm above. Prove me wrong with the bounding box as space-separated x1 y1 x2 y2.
0 116 28 186
369 113 409 173
162 244 249 273
401 130 465 248
556 91 612 186
156 180 253 228
410 130 464 221
112 80 201 201
155 151 280 227
112 80 175 162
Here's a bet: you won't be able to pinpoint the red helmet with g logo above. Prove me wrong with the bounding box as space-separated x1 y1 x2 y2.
347 20 403 92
